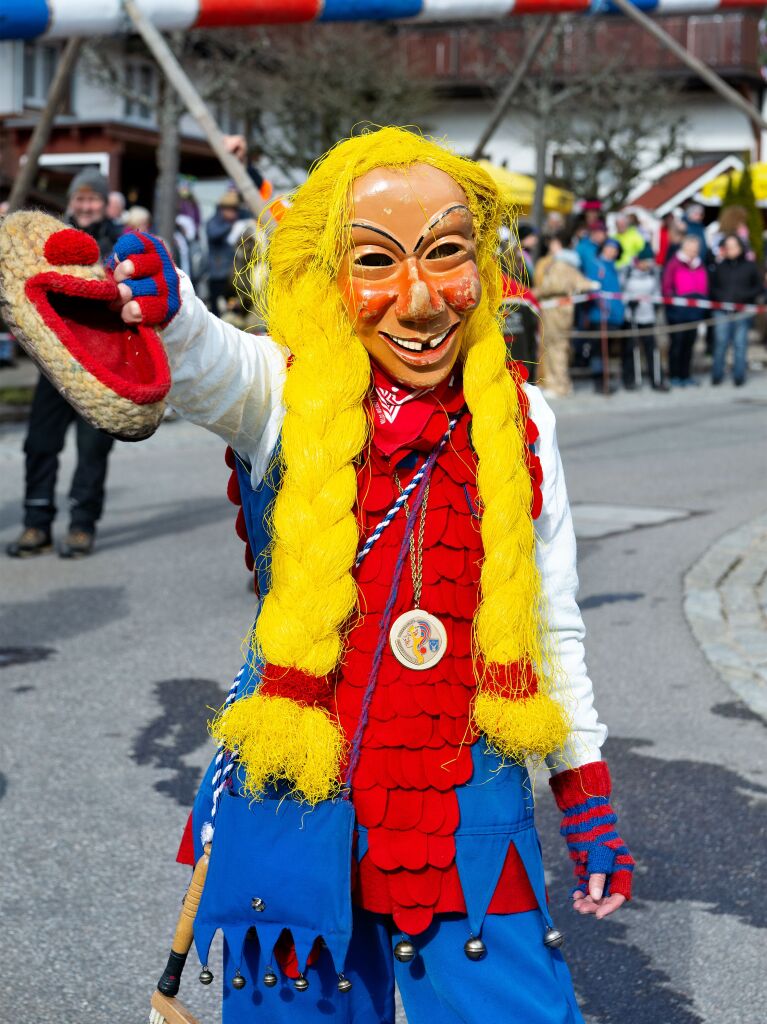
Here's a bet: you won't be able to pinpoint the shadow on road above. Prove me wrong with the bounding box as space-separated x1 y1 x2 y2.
89 495 233 553
540 736 767 1024
0 585 128 642
132 676 227 807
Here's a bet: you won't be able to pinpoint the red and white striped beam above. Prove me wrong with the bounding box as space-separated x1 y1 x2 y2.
2 0 764 41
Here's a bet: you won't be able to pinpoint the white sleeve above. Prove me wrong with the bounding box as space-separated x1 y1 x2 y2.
525 384 608 772
160 273 287 481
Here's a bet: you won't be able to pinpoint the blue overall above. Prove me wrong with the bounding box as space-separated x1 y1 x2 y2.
186 451 584 1024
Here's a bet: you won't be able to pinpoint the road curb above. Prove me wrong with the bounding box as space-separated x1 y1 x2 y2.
684 512 767 721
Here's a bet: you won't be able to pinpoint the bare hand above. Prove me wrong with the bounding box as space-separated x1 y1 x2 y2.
112 259 143 325
572 874 626 920
224 134 247 163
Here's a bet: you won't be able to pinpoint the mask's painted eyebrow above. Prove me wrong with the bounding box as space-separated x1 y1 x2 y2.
350 222 406 254
415 204 471 251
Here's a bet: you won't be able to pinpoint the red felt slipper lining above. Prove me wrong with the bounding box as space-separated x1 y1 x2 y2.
25 271 170 405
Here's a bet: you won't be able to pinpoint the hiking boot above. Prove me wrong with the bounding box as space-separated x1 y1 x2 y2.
58 528 95 558
6 527 53 557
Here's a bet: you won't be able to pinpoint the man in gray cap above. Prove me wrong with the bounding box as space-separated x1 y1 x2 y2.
6 168 124 558
66 168 124 258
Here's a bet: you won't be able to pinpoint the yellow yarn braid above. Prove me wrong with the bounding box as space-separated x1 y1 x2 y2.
222 128 567 802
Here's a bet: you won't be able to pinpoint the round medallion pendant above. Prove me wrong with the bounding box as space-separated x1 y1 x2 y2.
389 609 448 670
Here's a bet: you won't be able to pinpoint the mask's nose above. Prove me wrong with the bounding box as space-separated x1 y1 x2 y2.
394 258 446 321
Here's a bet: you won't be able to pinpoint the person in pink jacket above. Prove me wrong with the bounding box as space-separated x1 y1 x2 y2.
661 234 709 386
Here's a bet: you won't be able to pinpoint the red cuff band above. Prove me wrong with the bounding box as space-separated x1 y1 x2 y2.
550 760 612 811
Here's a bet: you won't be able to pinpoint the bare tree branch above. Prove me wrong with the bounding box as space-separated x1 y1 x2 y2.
470 18 686 212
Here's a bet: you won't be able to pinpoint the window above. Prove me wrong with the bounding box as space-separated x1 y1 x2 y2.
23 42 64 107
124 60 157 124
211 100 244 137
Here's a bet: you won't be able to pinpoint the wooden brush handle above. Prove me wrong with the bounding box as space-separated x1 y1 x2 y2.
157 844 210 997
172 845 210 952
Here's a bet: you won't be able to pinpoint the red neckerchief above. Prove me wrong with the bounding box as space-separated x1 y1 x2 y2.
370 363 465 466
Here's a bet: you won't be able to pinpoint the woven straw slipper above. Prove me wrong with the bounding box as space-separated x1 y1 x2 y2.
0 211 170 441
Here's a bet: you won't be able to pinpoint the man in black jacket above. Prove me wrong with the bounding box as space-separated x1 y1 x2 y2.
7 169 124 558
710 234 762 387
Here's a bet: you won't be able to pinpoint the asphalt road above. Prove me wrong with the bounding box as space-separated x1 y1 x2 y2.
1 375 766 1024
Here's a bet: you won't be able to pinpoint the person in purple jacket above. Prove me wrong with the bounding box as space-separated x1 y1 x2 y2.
661 234 708 387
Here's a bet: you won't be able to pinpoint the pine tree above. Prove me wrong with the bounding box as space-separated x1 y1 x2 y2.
721 171 738 210
734 159 764 263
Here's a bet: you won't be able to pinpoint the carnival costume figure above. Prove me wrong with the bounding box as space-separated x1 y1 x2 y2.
0 129 634 1024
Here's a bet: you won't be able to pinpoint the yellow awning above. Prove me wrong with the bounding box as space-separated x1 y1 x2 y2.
478 160 574 214
699 163 767 203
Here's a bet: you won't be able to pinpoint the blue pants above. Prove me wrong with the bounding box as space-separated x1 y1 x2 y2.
221 907 583 1024
712 311 750 384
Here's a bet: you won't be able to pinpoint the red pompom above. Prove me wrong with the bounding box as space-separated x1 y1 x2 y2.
44 228 100 267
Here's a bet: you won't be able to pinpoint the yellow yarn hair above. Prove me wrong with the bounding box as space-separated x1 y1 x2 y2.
210 694 344 804
219 128 568 802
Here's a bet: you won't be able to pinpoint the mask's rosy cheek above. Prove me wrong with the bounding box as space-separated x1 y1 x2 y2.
440 263 482 314
345 277 399 324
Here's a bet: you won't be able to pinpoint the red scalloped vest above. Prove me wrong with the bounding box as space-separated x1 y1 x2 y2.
219 364 544 935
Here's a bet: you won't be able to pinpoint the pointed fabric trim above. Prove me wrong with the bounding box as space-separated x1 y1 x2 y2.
510 828 554 929
455 830 516 937
222 924 251 971
256 922 287 972
193 921 218 969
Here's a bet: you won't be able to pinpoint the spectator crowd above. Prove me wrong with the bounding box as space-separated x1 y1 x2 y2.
501 201 765 397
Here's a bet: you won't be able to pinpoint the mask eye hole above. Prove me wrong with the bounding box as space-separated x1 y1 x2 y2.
425 242 462 260
354 252 396 268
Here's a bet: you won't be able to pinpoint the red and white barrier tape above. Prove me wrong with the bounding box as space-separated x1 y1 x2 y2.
509 292 767 313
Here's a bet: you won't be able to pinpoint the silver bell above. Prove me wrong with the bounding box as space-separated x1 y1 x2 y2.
251 897 266 912
543 927 565 949
231 970 246 990
198 965 214 985
393 940 416 963
463 936 487 961
263 968 278 988
294 974 309 992
337 974 353 993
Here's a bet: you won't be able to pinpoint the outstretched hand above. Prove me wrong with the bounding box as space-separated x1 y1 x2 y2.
572 873 626 920
109 231 181 329
550 761 635 920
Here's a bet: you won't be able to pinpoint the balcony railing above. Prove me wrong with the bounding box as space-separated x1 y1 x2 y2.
402 13 762 86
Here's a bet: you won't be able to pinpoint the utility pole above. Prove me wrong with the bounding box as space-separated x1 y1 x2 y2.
471 16 554 162
608 0 767 133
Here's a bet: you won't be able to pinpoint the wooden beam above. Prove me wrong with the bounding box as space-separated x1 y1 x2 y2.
122 0 265 219
6 37 83 213
471 16 555 162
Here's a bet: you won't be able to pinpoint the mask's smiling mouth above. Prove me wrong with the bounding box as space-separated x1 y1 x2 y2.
379 322 459 360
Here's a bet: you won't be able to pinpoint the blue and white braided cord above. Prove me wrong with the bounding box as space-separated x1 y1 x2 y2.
201 417 458 834
200 665 243 844
354 416 458 569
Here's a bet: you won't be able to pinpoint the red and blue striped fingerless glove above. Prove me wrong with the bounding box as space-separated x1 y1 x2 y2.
108 230 181 327
550 760 635 900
